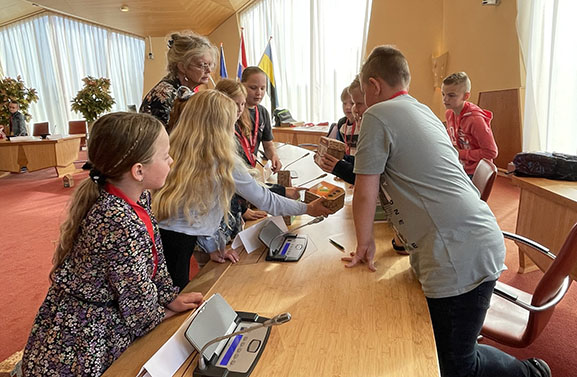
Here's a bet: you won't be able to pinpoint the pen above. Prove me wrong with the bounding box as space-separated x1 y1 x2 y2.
329 238 345 252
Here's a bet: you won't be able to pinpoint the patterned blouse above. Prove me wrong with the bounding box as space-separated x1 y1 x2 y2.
22 189 179 376
139 74 182 127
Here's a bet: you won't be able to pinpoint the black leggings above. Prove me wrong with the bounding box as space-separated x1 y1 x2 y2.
159 228 197 291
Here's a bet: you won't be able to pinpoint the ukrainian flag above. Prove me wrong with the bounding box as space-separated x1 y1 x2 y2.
258 39 278 112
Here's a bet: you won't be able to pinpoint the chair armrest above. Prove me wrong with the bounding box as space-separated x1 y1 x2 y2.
502 231 557 259
494 277 571 312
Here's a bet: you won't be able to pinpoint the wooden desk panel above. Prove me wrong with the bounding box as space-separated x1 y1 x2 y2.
0 136 81 177
513 176 577 280
272 127 328 148
102 145 439 377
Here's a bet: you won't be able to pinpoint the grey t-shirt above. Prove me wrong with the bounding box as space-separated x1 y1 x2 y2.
354 94 505 299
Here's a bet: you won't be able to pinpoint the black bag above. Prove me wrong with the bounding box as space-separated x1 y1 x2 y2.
513 152 577 181
273 108 296 127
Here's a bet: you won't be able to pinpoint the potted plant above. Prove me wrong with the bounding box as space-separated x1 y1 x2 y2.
0 76 39 133
70 76 115 124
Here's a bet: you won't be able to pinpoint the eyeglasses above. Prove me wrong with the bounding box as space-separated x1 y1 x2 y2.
190 62 215 72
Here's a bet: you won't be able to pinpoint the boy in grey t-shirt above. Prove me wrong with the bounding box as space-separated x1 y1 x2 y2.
344 45 550 377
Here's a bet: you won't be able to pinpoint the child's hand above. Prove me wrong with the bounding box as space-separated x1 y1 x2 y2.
243 208 267 220
306 197 331 217
315 153 339 173
285 187 306 199
270 155 282 172
166 292 204 314
210 248 240 264
341 241 377 272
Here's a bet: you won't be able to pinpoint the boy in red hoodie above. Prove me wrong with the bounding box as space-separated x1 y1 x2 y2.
442 72 497 176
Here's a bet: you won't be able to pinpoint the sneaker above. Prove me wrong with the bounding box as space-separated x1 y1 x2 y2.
525 358 551 377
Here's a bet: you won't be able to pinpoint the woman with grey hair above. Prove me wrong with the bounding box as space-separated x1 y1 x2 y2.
140 31 216 128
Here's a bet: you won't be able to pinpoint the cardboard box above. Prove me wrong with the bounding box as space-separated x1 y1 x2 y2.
304 181 345 214
317 136 346 160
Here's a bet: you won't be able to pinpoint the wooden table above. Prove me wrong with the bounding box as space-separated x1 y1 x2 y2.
103 145 439 377
0 135 82 177
272 126 328 148
513 176 577 280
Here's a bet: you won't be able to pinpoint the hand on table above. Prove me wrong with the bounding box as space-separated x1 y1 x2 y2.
314 153 339 173
341 240 377 272
165 291 204 318
210 248 240 264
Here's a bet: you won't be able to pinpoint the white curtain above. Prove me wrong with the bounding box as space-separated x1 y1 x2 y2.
240 0 372 124
0 13 145 134
517 0 577 154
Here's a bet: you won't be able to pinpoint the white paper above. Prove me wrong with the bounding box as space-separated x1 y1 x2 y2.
137 312 197 377
231 216 288 253
262 161 273 181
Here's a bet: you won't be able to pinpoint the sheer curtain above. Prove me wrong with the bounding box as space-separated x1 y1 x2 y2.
240 0 372 123
517 0 577 154
0 13 144 135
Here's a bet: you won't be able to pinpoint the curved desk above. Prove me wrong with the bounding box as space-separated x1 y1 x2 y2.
103 144 439 377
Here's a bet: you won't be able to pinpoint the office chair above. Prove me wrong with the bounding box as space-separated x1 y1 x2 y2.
472 158 498 202
481 223 577 348
32 122 50 137
68 120 87 149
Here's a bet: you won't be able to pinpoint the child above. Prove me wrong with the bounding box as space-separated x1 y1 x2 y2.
152 90 330 290
327 87 355 148
241 67 282 172
22 112 203 376
442 72 498 176
8 102 28 136
346 45 551 377
315 76 367 184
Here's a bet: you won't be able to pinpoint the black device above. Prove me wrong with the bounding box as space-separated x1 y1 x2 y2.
259 220 308 262
185 294 290 377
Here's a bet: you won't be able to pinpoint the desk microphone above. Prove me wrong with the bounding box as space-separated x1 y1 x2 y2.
198 312 292 370
289 215 325 232
283 152 310 170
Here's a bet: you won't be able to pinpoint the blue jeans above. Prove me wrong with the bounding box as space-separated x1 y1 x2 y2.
426 280 531 377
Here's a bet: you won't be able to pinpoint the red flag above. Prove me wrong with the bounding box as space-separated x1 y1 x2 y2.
237 27 248 80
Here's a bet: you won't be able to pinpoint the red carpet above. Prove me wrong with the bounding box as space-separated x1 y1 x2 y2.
1 171 576 376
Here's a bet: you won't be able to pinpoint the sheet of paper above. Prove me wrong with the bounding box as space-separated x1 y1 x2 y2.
231 216 288 253
262 161 273 181
137 311 197 377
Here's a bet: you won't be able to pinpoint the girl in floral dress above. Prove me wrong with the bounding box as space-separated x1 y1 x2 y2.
22 112 203 376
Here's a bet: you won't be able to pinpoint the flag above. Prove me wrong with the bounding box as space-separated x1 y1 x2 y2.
237 28 248 80
258 38 278 113
219 43 228 79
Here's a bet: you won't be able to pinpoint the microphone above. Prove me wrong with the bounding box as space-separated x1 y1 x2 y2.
283 152 310 170
198 312 292 371
289 215 325 232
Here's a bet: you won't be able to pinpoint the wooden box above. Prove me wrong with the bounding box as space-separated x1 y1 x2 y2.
317 136 346 160
304 181 345 214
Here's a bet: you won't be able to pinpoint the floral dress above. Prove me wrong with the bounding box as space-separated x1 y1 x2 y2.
22 189 179 376
139 75 181 127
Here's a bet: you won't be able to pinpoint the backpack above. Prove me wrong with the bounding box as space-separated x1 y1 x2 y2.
513 152 577 181
273 108 296 127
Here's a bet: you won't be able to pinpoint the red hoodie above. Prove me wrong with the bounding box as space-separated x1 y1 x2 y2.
445 101 498 175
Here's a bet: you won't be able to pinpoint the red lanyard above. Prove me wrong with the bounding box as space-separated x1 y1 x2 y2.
235 125 256 167
388 90 408 100
251 106 260 152
343 120 356 155
105 183 158 279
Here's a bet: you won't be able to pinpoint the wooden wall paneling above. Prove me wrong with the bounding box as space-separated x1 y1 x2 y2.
477 88 523 170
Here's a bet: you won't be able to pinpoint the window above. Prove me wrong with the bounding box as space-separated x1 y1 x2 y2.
517 0 577 153
240 0 372 123
0 13 144 134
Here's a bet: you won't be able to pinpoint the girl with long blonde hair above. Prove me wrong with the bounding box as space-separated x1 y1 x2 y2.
153 90 330 290
22 112 203 377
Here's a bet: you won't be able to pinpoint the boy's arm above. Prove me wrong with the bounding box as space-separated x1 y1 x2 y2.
459 116 498 162
347 173 379 271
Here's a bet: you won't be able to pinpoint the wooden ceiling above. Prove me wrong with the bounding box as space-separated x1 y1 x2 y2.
1 0 253 37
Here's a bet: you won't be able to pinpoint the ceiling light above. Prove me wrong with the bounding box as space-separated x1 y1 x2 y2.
120 5 129 12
